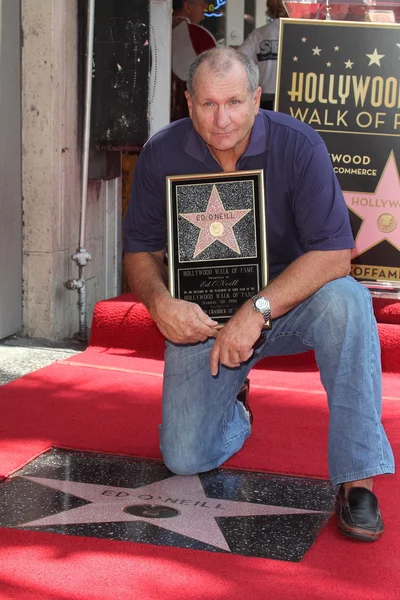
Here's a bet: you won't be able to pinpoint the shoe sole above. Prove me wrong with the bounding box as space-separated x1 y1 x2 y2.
335 497 384 542
337 515 384 542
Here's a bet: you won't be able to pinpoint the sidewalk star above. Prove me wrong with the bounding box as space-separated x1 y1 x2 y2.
19 474 324 552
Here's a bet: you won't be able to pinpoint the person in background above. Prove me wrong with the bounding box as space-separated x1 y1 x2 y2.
171 0 216 121
172 0 208 27
237 0 288 110
124 47 395 543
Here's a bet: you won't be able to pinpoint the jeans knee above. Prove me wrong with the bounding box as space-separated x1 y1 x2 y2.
314 277 371 329
162 453 202 476
161 443 207 475
160 426 208 475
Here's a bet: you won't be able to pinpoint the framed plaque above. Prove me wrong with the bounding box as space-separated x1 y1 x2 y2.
166 170 268 325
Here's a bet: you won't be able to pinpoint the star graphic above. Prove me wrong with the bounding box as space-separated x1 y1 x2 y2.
334 46 339 52
344 59 353 69
179 185 250 258
366 48 384 66
326 62 332 67
343 153 400 258
293 56 298 62
301 37 307 43
18 475 325 552
312 46 322 56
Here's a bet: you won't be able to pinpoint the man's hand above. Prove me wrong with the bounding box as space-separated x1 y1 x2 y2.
152 296 219 344
210 301 264 376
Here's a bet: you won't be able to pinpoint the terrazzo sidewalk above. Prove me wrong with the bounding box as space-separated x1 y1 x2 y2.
0 336 85 386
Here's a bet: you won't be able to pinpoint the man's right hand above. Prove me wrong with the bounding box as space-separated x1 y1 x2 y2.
152 297 219 344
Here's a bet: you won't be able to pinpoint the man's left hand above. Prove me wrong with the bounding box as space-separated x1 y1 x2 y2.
209 301 264 376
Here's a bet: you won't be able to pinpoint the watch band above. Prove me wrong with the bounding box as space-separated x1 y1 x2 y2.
251 294 271 327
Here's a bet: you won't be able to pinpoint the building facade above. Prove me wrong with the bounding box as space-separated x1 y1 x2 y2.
1 0 122 341
0 0 269 341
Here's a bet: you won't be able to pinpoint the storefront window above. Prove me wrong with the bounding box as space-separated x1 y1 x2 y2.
202 0 258 46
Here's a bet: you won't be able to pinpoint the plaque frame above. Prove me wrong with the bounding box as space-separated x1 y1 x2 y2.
166 170 268 325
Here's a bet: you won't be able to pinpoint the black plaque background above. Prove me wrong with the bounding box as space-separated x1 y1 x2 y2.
276 20 400 283
167 172 268 324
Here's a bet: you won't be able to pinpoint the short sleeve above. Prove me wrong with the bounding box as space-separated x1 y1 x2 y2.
293 142 355 252
123 142 167 253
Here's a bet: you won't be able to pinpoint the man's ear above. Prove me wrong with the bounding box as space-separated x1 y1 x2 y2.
185 90 193 117
253 86 262 113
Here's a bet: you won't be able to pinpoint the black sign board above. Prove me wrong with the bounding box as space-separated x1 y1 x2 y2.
167 171 268 325
276 19 400 285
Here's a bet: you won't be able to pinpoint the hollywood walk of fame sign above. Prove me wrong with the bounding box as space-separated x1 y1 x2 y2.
166 171 268 324
276 19 400 290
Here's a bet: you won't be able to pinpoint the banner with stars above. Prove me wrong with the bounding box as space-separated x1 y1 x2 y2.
276 19 400 284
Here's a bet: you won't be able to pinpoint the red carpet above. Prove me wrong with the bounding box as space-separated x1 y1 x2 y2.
89 294 400 373
0 293 399 599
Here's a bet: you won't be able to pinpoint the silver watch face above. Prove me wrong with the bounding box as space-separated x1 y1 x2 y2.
255 297 269 311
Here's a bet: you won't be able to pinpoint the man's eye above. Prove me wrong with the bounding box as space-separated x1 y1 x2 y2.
204 101 213 107
230 99 240 105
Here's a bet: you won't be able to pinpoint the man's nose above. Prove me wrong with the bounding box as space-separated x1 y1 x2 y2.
215 105 231 128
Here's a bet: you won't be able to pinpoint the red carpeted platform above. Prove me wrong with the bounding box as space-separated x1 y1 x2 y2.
89 293 400 373
0 293 399 600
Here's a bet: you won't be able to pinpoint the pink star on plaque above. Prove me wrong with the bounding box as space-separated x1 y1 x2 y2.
179 185 251 258
343 152 400 258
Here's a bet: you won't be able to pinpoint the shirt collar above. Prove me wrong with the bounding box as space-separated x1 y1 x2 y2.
183 111 268 163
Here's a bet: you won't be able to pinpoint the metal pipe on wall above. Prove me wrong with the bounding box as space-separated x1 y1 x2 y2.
66 0 95 340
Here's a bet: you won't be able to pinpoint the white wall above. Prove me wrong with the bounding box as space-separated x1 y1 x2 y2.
21 0 121 340
149 0 172 135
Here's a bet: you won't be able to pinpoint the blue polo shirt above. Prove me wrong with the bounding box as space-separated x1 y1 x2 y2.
124 110 354 280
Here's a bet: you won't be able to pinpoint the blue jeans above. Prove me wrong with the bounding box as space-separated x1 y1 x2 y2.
159 276 395 486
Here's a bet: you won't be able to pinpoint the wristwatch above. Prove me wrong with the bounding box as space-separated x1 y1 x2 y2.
251 294 272 328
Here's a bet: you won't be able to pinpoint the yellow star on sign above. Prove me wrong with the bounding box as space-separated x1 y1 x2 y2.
366 48 384 66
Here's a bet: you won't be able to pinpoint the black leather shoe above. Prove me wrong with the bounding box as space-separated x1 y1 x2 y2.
335 485 384 542
237 378 253 424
